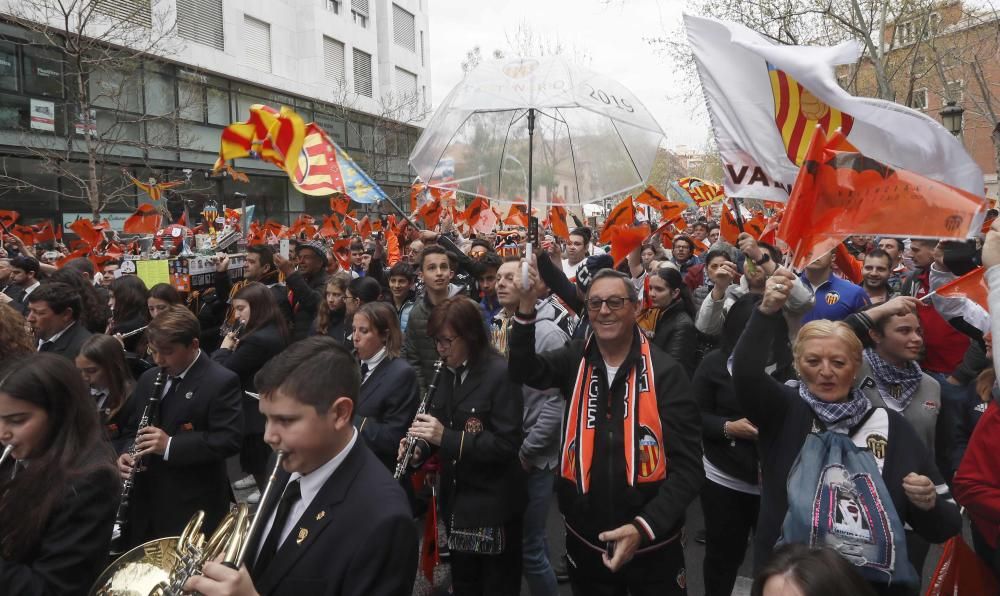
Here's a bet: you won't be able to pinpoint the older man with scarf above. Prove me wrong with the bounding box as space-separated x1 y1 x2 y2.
509 262 703 596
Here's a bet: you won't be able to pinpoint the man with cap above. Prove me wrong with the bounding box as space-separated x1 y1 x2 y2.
276 240 330 342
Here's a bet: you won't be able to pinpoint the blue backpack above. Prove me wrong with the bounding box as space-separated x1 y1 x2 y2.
778 409 918 588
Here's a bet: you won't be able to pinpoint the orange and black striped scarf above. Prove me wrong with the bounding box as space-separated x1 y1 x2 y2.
560 332 666 493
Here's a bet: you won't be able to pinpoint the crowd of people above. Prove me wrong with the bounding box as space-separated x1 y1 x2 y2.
1 207 999 596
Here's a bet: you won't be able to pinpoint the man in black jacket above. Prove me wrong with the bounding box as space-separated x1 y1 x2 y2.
510 265 703 596
276 241 329 342
214 246 293 329
27 282 93 360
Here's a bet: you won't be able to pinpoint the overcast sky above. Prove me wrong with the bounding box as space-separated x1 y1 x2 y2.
426 0 711 152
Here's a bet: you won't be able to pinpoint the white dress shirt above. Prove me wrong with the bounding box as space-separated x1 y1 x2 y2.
360 347 387 384
162 350 202 461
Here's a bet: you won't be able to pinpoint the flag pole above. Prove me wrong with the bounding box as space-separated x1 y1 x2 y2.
731 196 746 233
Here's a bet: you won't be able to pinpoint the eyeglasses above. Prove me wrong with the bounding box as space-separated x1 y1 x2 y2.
586 296 632 312
433 335 459 348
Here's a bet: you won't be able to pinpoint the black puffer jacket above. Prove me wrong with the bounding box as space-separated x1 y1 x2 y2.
651 301 697 379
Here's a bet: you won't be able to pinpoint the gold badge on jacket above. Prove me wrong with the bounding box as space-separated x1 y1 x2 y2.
465 417 484 434
866 433 888 460
296 528 308 545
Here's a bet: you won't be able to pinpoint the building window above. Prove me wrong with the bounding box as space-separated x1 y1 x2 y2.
95 0 152 29
243 16 272 73
353 48 372 97
144 72 175 116
393 4 416 52
176 0 225 51
351 0 369 27
395 67 417 98
944 80 964 103
23 46 63 98
326 0 341 14
323 37 346 86
895 20 915 46
910 88 928 110
0 41 17 92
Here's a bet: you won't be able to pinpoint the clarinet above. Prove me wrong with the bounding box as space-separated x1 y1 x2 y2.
394 360 444 479
109 368 167 555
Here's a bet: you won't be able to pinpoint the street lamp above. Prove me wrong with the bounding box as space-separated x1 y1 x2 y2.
939 100 964 136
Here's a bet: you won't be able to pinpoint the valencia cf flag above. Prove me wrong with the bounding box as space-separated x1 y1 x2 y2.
720 204 741 244
779 127 988 270
417 200 442 230
462 196 490 227
607 224 649 265
0 209 18 230
69 218 105 248
599 197 635 243
936 267 988 311
549 203 570 240
504 203 529 228
330 194 351 215
319 214 341 239
359 215 372 239
123 204 163 234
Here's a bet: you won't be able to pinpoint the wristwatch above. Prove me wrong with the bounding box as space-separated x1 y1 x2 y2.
753 253 771 267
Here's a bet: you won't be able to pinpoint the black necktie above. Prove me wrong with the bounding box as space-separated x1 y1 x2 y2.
254 479 302 574
360 362 369 380
38 340 53 352
453 365 466 391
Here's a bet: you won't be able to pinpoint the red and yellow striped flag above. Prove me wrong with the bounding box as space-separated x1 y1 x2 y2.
768 63 854 166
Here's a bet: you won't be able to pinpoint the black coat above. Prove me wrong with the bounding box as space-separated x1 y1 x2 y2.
247 441 418 596
121 352 244 548
426 352 526 529
109 314 148 354
38 321 92 361
651 301 697 379
0 448 119 596
212 323 289 434
356 356 420 471
287 270 328 343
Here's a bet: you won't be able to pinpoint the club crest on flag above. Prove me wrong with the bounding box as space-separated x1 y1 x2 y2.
768 63 854 166
638 425 660 479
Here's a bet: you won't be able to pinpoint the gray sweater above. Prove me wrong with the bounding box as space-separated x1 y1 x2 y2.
855 360 942 460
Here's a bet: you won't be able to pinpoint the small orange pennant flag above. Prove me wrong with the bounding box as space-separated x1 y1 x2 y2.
123 204 163 234
635 186 669 210
319 215 341 239
549 204 569 240
936 267 988 311
31 221 56 244
720 204 741 244
359 215 372 239
0 209 18 229
504 203 529 228
330 194 350 215
333 238 352 270
417 200 442 230
607 224 650 265
600 197 635 244
69 218 105 247
56 246 90 268
462 196 490 226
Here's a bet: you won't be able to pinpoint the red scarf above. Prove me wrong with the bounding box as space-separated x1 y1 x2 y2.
560 331 666 493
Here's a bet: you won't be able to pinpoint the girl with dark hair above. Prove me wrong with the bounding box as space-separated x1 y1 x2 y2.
353 301 419 471
108 276 149 353
314 272 351 344
347 276 382 317
146 283 182 320
212 282 289 496
404 296 525 595
0 354 119 595
640 266 698 378
76 334 137 449
752 544 877 596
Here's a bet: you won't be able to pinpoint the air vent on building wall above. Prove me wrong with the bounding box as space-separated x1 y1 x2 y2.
353 48 373 97
95 0 152 29
243 16 272 73
177 0 224 51
393 4 415 52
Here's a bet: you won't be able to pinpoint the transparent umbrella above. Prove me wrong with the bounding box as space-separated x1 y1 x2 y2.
410 56 666 215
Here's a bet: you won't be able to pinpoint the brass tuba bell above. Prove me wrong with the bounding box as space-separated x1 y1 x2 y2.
90 452 285 596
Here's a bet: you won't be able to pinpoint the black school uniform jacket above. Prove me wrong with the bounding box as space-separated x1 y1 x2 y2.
355 356 420 471
247 441 418 596
120 352 243 548
38 321 92 361
0 447 119 596
424 352 526 529
212 323 288 434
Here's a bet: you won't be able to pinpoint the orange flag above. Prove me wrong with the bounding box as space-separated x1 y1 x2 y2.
32 221 56 244
936 267 988 311
606 224 650 265
635 186 668 210
779 127 988 270
332 238 352 270
290 214 317 239
319 214 341 239
386 230 401 266
359 216 372 239
69 218 105 247
330 194 350 215
11 225 34 246
549 204 570 239
462 196 490 226
0 209 18 229
417 200 442 230
720 204 741 244
123 204 163 234
744 212 766 239
504 203 529 228
834 243 863 285
600 197 635 243
659 200 688 224
56 246 90 268
410 180 426 211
